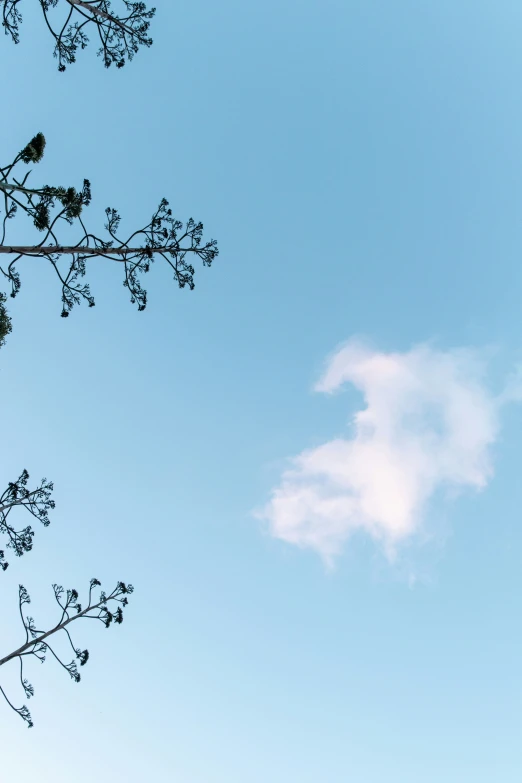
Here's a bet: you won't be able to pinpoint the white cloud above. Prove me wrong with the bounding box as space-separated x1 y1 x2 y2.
259 340 513 564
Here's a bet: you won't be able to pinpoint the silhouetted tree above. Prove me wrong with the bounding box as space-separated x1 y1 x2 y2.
0 579 133 726
2 0 154 70
0 133 219 318
0 470 55 572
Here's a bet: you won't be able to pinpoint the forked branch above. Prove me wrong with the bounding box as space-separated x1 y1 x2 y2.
0 133 219 317
0 579 133 726
0 470 55 571
2 0 155 70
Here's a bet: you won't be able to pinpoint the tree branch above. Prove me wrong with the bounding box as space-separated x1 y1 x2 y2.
0 470 54 571
66 0 135 36
2 0 155 70
0 579 133 726
0 133 219 317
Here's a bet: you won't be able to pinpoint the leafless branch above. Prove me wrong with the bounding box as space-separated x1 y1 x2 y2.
0 133 219 317
2 0 155 70
0 579 133 727
0 470 55 572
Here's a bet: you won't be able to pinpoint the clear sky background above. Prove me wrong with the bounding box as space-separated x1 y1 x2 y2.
1 1 522 780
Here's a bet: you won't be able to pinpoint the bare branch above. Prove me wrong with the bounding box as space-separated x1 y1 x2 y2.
2 0 155 70
0 470 55 572
0 133 219 318
0 579 133 726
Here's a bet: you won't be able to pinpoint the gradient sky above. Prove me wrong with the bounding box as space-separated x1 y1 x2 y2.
1 1 522 780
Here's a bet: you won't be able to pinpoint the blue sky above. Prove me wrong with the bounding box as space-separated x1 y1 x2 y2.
1 0 522 780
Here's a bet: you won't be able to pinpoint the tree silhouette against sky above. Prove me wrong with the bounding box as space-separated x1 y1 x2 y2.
0 579 133 726
0 133 219 318
2 0 155 70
